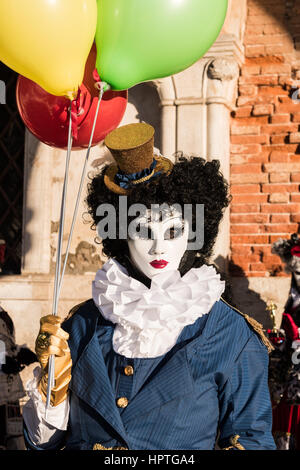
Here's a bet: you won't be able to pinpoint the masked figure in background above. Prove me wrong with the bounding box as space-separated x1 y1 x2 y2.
269 233 300 450
0 305 37 449
23 123 275 450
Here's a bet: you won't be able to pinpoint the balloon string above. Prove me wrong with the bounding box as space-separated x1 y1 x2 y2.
57 83 106 299
45 105 73 417
71 89 82 140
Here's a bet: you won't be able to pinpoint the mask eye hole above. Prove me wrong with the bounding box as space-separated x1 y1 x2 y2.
164 223 185 240
295 271 300 275
135 223 153 240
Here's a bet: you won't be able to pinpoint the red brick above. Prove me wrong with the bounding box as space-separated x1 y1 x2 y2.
231 235 269 244
231 194 269 204
268 193 290 204
289 155 300 162
291 213 300 223
230 214 269 224
231 135 269 145
263 24 291 34
233 116 269 126
275 103 300 114
263 163 300 173
230 154 269 165
248 3 270 16
261 64 292 74
265 44 294 55
261 124 299 135
269 151 289 162
261 204 300 213
231 224 261 234
231 173 269 184
245 45 265 57
230 245 252 256
233 107 253 118
278 76 295 88
270 234 295 243
264 223 298 233
247 153 270 163
231 164 262 174
278 96 295 104
290 133 300 143
269 173 290 183
239 84 257 96
231 204 260 214
231 144 261 155
263 254 285 265
292 113 300 123
255 94 278 105
247 15 279 26
252 246 272 256
262 183 299 192
249 262 269 272
230 155 250 165
239 75 278 86
245 25 265 35
241 65 261 76
270 135 287 144
231 125 260 136
231 255 260 267
270 214 290 223
237 96 256 107
264 144 298 154
258 86 289 96
230 184 261 194
245 271 270 277
291 194 300 202
291 173 300 182
270 114 291 124
252 104 274 116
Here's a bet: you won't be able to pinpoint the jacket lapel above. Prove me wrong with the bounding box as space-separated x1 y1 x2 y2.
70 330 128 443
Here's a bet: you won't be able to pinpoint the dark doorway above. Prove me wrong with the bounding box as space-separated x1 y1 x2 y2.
0 63 25 274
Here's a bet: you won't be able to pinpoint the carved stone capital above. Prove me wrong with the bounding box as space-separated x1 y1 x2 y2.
207 58 240 82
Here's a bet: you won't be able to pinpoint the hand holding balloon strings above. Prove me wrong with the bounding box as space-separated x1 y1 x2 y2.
36 315 72 407
45 81 109 415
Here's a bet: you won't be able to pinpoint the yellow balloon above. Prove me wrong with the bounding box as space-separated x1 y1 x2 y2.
0 0 97 99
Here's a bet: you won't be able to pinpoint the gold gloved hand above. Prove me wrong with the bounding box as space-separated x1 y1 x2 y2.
35 315 72 407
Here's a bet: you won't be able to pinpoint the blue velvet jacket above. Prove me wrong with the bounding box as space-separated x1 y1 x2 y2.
24 298 276 450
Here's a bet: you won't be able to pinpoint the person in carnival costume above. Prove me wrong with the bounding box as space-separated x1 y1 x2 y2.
268 233 300 449
23 123 276 450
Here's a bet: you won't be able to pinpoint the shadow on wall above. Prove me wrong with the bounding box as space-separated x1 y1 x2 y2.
214 255 273 330
128 82 162 150
255 0 300 50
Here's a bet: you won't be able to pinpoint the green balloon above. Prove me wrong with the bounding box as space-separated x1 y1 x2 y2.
95 0 228 91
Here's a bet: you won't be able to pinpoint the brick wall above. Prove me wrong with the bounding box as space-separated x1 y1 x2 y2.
230 0 300 277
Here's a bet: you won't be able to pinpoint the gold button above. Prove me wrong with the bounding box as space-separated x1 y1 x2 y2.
116 397 129 408
124 365 134 376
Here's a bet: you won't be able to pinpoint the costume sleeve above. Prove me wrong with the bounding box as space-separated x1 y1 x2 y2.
22 366 69 450
217 334 276 450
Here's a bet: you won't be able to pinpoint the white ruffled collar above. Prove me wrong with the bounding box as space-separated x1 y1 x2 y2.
92 258 225 358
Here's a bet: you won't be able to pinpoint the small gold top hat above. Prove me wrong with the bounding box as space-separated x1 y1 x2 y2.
104 122 173 195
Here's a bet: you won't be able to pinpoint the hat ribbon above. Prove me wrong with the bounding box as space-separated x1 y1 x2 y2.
114 158 162 189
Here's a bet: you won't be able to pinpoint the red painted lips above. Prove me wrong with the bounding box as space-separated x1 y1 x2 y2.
150 260 169 269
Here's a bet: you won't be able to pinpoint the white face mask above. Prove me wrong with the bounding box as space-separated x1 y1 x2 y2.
127 207 189 279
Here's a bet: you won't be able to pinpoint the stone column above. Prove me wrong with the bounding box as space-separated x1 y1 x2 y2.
153 77 177 159
205 58 240 272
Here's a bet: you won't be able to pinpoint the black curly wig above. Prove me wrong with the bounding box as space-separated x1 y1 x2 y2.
86 156 231 285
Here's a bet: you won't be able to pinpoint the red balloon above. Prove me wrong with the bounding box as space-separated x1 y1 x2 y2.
16 45 127 150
